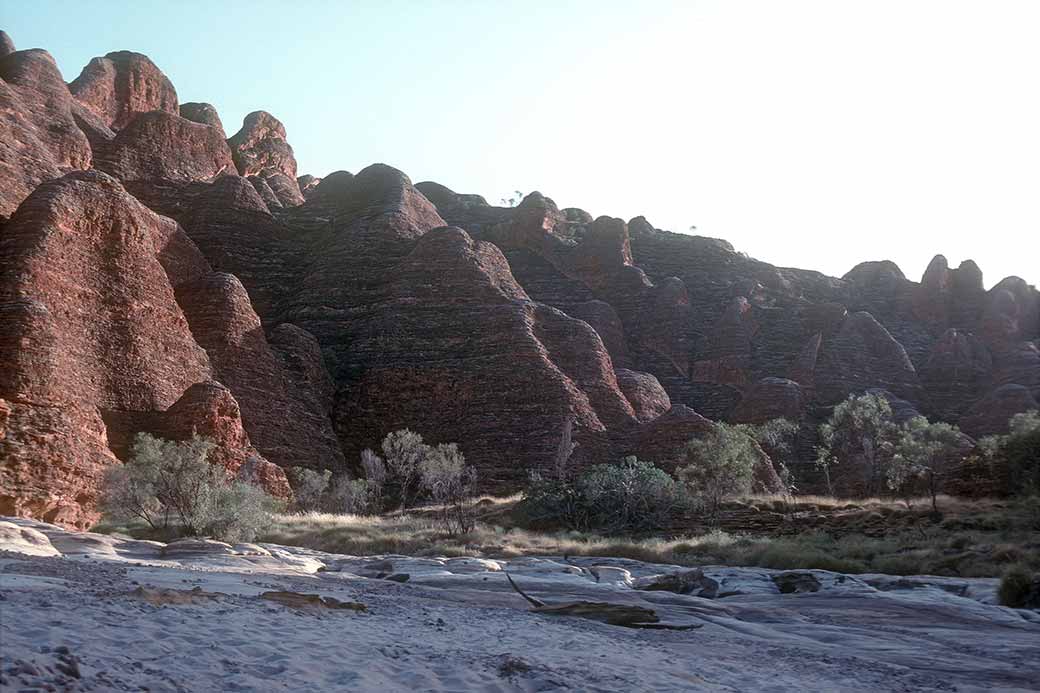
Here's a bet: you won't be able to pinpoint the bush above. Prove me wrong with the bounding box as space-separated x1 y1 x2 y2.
520 456 687 532
998 564 1039 608
419 443 478 535
678 424 759 521
360 448 387 509
205 480 282 543
382 429 428 508
326 476 381 515
101 433 281 542
285 467 333 512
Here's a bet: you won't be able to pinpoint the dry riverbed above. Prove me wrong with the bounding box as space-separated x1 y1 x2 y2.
1 517 1038 692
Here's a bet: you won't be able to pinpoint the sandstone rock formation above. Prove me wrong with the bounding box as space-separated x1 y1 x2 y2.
69 51 178 130
0 170 294 524
227 111 304 206
0 48 92 216
179 102 225 135
1 36 1037 523
94 110 236 185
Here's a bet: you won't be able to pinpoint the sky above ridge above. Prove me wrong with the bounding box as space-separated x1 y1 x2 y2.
5 0 1038 287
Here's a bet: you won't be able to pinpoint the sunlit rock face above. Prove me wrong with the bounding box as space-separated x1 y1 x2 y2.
0 34 1037 523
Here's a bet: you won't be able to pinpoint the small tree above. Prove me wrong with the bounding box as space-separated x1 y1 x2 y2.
815 393 898 496
381 429 429 509
888 416 965 513
418 443 478 535
678 424 759 523
978 410 1040 496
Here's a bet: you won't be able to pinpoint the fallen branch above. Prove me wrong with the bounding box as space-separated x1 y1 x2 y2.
505 572 703 630
260 590 367 612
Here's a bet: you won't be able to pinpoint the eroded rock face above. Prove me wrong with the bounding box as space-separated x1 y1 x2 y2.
0 48 93 216
0 171 212 410
149 382 291 499
922 329 993 420
816 311 920 405
0 399 117 529
2 39 1037 519
179 102 225 135
0 170 306 523
0 30 15 57
959 384 1040 438
95 110 236 184
0 171 212 525
615 369 671 422
69 51 178 130
227 111 303 206
730 378 804 424
175 273 345 473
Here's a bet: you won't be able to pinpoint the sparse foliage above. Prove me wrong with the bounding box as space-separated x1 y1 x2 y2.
360 448 387 506
998 564 1038 608
101 433 280 542
326 476 381 515
500 190 525 207
285 467 333 512
419 443 478 534
381 429 428 509
736 418 799 493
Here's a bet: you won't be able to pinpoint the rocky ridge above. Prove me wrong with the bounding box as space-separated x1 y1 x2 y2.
1 32 1037 524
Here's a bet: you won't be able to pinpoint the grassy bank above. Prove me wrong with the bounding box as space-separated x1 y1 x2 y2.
254 494 1040 578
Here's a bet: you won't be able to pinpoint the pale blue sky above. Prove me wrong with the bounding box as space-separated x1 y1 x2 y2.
5 0 1038 286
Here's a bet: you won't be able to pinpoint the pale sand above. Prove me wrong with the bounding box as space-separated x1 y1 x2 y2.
1 518 1037 692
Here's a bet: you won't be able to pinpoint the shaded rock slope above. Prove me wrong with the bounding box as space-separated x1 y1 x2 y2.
1 32 1037 525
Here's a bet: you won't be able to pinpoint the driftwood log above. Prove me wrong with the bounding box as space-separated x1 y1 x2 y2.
260 591 367 612
505 573 702 630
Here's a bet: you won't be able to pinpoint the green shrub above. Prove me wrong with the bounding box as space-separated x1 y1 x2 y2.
998 564 1038 608
678 424 760 521
101 432 281 542
520 456 687 532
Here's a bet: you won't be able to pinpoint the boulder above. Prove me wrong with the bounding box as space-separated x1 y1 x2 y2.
959 384 1039 438
614 369 671 422
0 30 15 57
69 51 178 130
634 569 719 598
772 571 822 594
730 377 804 424
0 521 60 557
179 102 225 135
94 110 236 184
227 110 303 206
